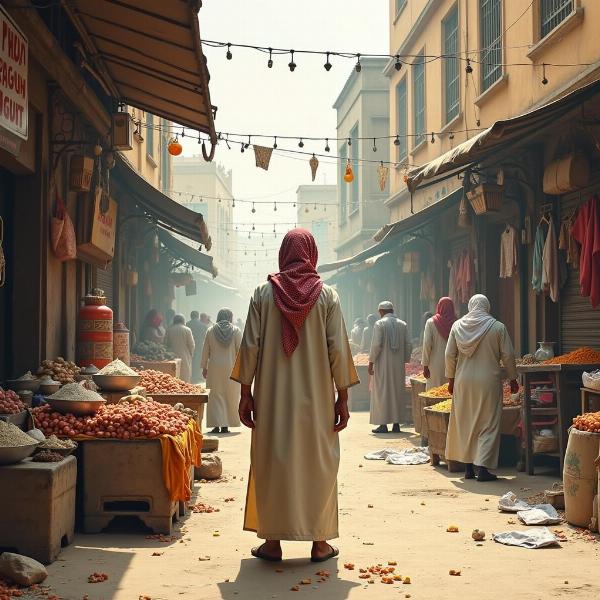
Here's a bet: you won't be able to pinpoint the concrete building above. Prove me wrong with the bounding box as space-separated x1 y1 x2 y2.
334 57 390 260
296 185 338 265
171 156 237 284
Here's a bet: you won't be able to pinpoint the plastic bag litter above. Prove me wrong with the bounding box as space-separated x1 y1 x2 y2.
364 447 430 465
582 369 600 391
492 527 560 549
498 491 531 513
517 504 562 525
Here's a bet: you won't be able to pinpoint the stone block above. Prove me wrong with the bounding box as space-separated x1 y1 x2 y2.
0 456 76 564
0 553 47 586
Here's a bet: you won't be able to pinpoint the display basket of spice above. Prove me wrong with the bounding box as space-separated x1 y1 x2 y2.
418 384 452 443
92 359 141 391
35 434 78 457
46 383 106 416
410 376 427 432
466 183 503 215
0 420 39 465
424 401 463 472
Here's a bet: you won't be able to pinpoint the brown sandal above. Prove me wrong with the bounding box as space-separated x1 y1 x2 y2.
251 543 282 562
311 544 339 563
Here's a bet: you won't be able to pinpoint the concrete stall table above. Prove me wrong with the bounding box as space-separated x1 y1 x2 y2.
518 363 600 475
0 456 76 564
131 358 181 379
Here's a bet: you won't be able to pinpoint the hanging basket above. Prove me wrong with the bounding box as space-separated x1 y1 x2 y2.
466 183 503 215
69 155 94 192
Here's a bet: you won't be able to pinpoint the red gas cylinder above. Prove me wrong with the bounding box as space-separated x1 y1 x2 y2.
78 288 113 368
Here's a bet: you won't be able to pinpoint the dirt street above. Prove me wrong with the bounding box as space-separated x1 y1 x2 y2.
40 412 599 600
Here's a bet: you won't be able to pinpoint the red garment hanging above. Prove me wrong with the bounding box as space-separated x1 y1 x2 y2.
571 195 600 308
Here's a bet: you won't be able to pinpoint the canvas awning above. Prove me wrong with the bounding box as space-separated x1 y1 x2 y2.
407 78 600 192
318 188 463 274
113 153 212 248
64 0 216 141
158 228 217 278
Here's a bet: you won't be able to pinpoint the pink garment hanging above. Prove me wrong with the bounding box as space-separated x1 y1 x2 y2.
572 195 600 308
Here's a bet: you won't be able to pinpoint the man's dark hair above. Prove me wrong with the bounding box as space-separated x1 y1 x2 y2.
191 311 199 319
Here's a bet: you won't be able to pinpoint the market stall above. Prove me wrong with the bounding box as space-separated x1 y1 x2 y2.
518 348 600 475
131 341 182 378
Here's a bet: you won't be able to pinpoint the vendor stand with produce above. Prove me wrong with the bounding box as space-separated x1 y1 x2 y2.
518 347 600 475
131 341 182 379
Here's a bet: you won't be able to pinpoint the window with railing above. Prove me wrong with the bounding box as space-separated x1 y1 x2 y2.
350 124 359 213
443 5 460 123
479 0 502 92
396 77 407 160
541 0 573 38
412 52 426 147
339 143 348 224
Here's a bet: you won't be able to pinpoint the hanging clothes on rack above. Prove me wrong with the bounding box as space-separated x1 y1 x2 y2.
499 225 518 278
448 260 459 309
420 268 436 301
559 212 579 267
531 221 547 294
572 194 600 308
455 250 475 304
541 216 559 303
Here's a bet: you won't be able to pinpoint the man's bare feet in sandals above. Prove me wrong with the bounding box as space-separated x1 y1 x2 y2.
251 541 282 562
311 541 339 562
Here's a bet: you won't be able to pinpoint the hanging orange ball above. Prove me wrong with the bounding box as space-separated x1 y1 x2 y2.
344 161 354 183
168 137 183 156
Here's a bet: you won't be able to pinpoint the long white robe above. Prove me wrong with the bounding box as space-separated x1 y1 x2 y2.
445 321 517 468
201 326 242 428
165 324 195 383
231 283 359 541
368 315 412 425
421 318 448 390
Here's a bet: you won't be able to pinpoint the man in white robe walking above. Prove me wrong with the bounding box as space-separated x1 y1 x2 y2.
368 301 412 434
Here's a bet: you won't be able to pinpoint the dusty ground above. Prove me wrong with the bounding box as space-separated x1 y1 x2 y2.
39 412 599 600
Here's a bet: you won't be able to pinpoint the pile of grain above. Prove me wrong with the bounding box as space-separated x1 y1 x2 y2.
47 382 104 402
98 359 138 376
0 421 38 447
39 435 76 450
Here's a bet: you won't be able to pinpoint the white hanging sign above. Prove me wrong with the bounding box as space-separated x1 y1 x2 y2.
0 6 27 140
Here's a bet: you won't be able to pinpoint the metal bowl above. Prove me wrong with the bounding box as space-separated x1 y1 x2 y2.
5 379 41 393
92 374 140 391
45 398 106 416
39 383 61 396
0 442 39 465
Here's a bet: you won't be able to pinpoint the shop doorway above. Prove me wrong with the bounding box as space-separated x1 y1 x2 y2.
0 167 14 380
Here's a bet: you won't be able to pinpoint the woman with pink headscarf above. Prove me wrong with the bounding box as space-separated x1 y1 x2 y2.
422 297 456 390
231 229 359 563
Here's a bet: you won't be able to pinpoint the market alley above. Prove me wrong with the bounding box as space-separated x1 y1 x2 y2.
37 412 599 600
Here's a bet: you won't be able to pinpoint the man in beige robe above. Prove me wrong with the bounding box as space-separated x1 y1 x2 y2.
165 314 195 383
368 301 412 434
231 229 359 563
445 294 518 481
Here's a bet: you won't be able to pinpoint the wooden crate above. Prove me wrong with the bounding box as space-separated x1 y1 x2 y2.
409 378 426 430
131 359 181 379
423 407 462 472
418 392 447 443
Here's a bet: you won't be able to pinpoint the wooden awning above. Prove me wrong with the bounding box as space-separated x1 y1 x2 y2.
65 0 216 141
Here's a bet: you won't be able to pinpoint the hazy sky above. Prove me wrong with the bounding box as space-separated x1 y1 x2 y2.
178 0 389 290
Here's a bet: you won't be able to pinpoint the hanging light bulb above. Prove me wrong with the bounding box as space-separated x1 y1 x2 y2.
430 132 435 144
325 138 330 152
449 132 455 140
226 43 232 60
273 136 278 149
251 202 256 213
288 50 296 72
394 55 402 71
267 48 273 69
465 58 473 74
355 53 362 72
347 137 352 147
541 63 548 85
232 198 236 207
252 223 256 231
274 202 277 212
298 138 304 148
324 52 332 71
245 135 251 149
181 128 186 138
394 135 400 146
344 159 354 183
167 136 182 156
372 138 377 152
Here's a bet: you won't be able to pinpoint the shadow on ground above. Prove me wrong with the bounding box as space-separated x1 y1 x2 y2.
218 557 360 600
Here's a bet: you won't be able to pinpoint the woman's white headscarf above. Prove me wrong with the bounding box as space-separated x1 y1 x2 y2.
452 294 496 358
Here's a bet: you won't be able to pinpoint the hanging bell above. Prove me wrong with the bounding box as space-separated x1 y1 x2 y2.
344 160 354 183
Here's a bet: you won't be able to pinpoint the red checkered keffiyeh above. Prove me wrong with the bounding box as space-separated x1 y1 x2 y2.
268 229 324 357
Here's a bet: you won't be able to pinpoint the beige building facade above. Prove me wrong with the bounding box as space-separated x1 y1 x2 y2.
387 0 600 221
296 185 338 265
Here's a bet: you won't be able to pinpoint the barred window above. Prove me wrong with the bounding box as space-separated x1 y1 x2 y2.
479 0 502 92
541 0 573 38
396 78 407 161
443 5 460 123
412 52 426 147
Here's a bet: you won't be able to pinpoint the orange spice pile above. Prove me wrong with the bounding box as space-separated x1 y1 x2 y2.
572 411 600 433
544 347 600 365
421 383 451 398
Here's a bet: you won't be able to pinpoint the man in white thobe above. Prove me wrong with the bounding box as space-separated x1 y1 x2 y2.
368 301 412 434
165 314 195 383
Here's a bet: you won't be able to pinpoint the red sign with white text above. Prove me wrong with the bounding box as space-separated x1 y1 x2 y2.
0 6 27 140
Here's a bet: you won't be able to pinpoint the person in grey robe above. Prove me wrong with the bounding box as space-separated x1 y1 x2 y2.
165 314 195 382
360 314 378 353
368 301 412 434
187 311 210 383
